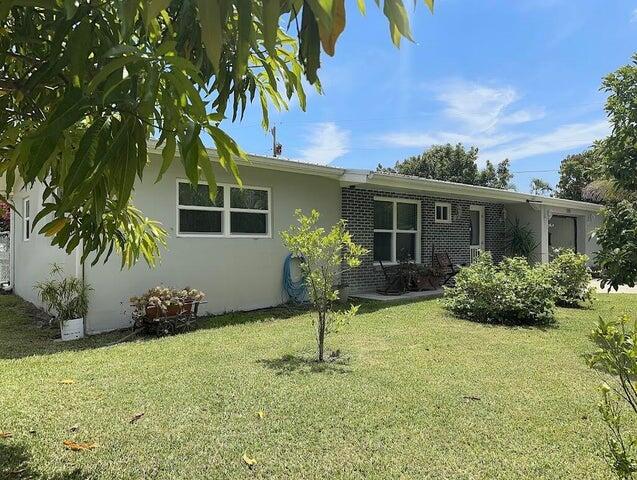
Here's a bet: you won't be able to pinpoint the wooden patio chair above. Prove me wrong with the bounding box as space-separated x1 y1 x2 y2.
432 252 462 286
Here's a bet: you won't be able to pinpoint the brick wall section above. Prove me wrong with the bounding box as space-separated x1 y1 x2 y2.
341 187 506 292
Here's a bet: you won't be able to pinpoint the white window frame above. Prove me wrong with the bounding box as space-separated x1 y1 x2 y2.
23 197 30 241
373 196 421 265
435 202 452 224
176 179 272 238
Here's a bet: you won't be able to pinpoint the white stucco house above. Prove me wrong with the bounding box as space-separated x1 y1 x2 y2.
5 146 603 334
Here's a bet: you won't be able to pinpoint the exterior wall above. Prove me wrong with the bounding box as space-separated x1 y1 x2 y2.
505 204 602 265
80 155 341 333
341 187 506 293
12 181 80 309
505 204 544 263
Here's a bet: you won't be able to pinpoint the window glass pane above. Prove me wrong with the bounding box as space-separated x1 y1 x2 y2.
231 212 267 234
397 203 417 230
436 204 449 221
374 201 393 229
373 232 392 262
178 183 223 207
396 233 416 261
179 209 222 233
470 210 480 245
230 188 268 210
24 200 30 217
25 219 30 239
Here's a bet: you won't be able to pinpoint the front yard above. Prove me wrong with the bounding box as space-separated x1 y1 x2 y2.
1 293 635 479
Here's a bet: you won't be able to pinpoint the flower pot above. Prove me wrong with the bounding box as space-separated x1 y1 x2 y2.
166 304 181 316
183 302 193 314
145 306 161 319
60 317 84 341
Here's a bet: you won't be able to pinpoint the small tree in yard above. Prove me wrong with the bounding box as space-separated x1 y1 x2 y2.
281 210 367 362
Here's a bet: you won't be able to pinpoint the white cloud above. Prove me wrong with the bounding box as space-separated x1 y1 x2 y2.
379 79 605 164
380 131 522 150
631 8 637 23
297 122 350 165
434 80 544 132
481 120 610 161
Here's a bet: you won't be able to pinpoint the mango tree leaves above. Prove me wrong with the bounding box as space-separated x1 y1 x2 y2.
0 0 432 268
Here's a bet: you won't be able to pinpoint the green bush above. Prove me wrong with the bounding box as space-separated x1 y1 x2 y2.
443 252 557 325
549 248 594 307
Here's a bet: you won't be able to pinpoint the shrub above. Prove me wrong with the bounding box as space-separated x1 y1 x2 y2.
505 218 540 261
549 248 594 307
443 252 557 325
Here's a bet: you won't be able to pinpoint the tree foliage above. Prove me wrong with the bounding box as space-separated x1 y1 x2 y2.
0 0 433 267
594 54 637 291
529 177 552 196
378 143 515 190
280 209 367 362
556 149 603 202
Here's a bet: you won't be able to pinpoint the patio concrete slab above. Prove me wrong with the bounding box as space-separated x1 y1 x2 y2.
351 289 444 302
591 280 637 294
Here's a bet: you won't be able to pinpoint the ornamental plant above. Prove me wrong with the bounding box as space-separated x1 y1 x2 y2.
281 209 368 362
34 264 91 324
443 252 557 326
549 248 594 307
588 315 637 479
130 286 205 317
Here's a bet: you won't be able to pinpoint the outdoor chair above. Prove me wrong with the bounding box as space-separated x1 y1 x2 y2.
432 252 462 286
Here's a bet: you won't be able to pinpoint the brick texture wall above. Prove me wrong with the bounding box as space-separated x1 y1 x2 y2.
341 187 506 292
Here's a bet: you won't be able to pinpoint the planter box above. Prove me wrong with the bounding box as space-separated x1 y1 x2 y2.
61 317 84 341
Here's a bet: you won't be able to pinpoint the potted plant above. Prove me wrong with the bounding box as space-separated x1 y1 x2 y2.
130 286 205 319
35 264 91 341
179 287 205 313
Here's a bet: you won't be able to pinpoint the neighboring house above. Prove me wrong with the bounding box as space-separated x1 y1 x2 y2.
6 147 602 334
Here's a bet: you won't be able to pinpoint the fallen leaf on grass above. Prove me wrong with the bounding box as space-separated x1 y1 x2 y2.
463 395 481 402
256 410 266 419
59 379 75 385
130 412 144 424
0 431 13 439
242 452 257 467
63 440 96 451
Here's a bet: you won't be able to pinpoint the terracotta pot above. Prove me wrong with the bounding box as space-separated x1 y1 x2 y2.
183 302 193 314
145 305 161 319
166 304 181 316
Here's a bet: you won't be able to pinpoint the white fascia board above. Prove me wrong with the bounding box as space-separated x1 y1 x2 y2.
354 172 604 212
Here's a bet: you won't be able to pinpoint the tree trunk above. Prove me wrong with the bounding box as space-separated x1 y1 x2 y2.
317 312 325 362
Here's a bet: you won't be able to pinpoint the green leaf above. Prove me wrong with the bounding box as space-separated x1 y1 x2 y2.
197 0 223 73
262 0 280 53
235 0 252 79
424 0 434 13
156 133 176 183
144 0 171 25
68 19 92 87
87 55 140 94
196 141 217 198
383 0 413 45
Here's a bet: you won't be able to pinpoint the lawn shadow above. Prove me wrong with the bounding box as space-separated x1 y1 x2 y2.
0 296 311 360
197 303 312 332
354 296 441 315
0 442 88 480
257 353 352 375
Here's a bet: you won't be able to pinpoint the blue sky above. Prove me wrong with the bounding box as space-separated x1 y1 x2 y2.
221 0 637 192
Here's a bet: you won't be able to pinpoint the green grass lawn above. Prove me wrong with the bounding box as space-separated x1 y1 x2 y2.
1 294 635 479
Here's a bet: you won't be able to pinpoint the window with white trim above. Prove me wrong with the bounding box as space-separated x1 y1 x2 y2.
435 202 452 223
23 198 30 241
177 181 270 237
373 198 420 263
